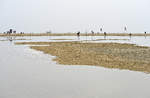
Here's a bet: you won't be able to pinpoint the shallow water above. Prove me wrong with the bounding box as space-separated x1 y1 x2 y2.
1 36 150 98
1 35 150 47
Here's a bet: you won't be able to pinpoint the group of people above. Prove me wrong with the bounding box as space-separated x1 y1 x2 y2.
3 29 25 35
76 30 107 37
76 31 148 37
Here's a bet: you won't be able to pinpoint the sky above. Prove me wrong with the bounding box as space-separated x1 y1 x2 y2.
0 0 150 33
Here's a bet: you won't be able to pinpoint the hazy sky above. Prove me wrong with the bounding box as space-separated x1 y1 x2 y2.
0 0 150 33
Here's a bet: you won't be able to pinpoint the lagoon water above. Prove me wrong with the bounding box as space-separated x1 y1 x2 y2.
1 36 150 98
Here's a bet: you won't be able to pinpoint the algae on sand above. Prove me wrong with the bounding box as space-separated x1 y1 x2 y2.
16 41 150 73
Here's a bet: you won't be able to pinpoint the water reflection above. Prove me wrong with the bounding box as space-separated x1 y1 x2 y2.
0 42 150 98
1 36 150 47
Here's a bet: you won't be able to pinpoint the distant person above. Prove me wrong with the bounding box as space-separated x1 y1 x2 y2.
77 31 80 37
13 31 16 34
9 29 13 34
145 32 147 34
100 28 103 32
104 32 107 36
91 30 94 35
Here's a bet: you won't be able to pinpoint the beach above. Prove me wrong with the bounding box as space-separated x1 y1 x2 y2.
16 41 150 73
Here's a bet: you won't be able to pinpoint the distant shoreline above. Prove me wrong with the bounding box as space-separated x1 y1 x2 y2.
0 33 149 36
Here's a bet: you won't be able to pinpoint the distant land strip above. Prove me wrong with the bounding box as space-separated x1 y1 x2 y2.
0 33 150 36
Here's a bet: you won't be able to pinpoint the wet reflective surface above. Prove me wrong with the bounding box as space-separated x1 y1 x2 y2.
1 36 150 98
1 35 150 46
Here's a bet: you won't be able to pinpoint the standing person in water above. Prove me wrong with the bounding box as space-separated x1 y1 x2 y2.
104 32 107 36
100 28 103 33
77 31 80 39
91 30 94 35
144 32 147 38
129 33 132 39
104 32 107 39
91 30 95 40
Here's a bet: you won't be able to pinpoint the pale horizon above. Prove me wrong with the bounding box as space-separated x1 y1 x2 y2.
0 0 150 33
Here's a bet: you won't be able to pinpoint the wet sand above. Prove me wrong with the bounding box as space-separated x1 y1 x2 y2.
16 41 150 73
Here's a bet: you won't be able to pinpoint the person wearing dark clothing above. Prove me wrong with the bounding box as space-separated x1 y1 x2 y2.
77 31 80 37
104 32 106 36
91 30 94 35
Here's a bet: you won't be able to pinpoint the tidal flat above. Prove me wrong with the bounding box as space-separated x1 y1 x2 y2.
16 41 150 73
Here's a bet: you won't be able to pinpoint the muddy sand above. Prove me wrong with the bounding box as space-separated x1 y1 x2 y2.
16 41 150 73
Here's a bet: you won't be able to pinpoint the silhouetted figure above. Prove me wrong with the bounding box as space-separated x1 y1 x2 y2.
124 27 127 32
77 31 80 39
13 31 16 34
9 29 13 34
77 31 80 36
100 28 103 35
91 30 94 35
100 28 103 32
104 32 107 36
104 32 107 39
144 32 147 39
